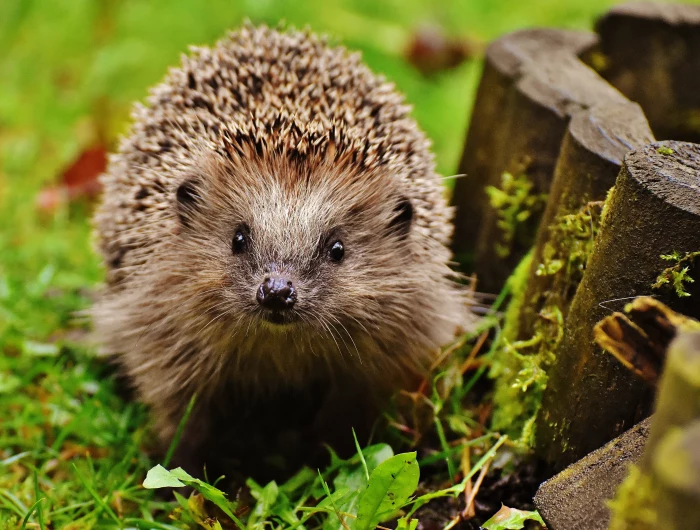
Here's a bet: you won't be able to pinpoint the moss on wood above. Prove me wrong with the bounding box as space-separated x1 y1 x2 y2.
536 141 700 471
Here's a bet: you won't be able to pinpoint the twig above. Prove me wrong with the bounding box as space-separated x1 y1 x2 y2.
459 331 489 374
463 459 491 518
461 446 475 518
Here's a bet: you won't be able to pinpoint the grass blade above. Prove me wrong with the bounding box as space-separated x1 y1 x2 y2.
164 393 197 467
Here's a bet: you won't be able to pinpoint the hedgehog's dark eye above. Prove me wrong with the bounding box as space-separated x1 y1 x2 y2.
232 226 250 254
328 240 345 262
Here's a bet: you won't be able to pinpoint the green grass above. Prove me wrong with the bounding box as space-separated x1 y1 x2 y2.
0 0 663 527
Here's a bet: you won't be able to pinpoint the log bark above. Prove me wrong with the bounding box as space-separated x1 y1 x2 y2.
451 28 627 292
642 332 700 470
652 420 700 530
536 141 700 471
516 102 653 343
534 418 650 530
647 333 700 530
488 103 653 440
606 332 700 530
593 296 700 386
590 2 700 143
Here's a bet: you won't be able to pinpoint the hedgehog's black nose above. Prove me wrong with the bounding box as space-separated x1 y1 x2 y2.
257 277 297 311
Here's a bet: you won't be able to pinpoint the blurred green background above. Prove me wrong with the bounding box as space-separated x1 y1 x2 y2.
0 0 647 292
1 0 631 185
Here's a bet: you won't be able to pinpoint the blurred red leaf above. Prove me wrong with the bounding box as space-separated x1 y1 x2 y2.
36 145 106 212
406 25 481 77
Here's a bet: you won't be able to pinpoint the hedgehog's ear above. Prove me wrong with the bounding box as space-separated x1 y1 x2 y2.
389 197 413 238
175 177 203 228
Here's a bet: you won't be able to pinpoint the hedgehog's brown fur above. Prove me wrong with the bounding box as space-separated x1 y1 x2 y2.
93 25 470 472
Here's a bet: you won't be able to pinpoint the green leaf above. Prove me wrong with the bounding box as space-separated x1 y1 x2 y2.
173 491 190 512
247 479 279 528
322 489 361 530
396 517 418 530
280 466 316 496
323 444 394 530
318 472 349 530
353 428 370 481
143 466 243 527
317 487 353 509
170 468 240 522
354 452 419 530
481 505 545 529
143 465 185 488
335 444 393 492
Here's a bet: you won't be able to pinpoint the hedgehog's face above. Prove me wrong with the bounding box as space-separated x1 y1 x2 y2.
173 153 421 345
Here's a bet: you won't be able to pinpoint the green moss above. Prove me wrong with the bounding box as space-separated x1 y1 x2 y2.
490 200 606 447
488 195 611 448
500 251 534 344
587 50 610 73
653 250 700 298
486 171 548 258
656 146 675 156
489 251 548 447
607 465 658 530
653 426 700 492
537 200 604 289
599 185 616 227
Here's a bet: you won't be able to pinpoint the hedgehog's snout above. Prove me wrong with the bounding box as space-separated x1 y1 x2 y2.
256 275 297 312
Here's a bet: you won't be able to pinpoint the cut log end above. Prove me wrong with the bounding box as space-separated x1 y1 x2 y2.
626 141 700 216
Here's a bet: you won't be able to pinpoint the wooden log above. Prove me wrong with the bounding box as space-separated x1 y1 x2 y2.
606 332 700 530
536 141 700 471
647 332 700 530
451 28 632 292
642 332 700 470
534 418 651 530
516 102 653 342
652 420 700 530
488 103 653 440
537 332 700 530
591 2 700 143
594 297 700 386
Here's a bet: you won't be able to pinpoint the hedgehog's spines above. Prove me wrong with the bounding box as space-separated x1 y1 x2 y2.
93 26 468 453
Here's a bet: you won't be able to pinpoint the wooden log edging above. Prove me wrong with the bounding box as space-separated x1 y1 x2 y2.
489 102 654 441
648 332 700 529
606 331 700 530
534 418 651 530
451 28 638 293
536 304 700 530
516 103 653 341
590 2 700 143
642 331 700 470
536 141 700 471
652 420 700 529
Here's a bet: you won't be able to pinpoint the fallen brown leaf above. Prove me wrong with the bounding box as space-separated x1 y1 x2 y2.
36 145 106 212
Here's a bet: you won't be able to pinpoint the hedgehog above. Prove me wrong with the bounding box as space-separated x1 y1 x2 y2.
92 24 471 474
